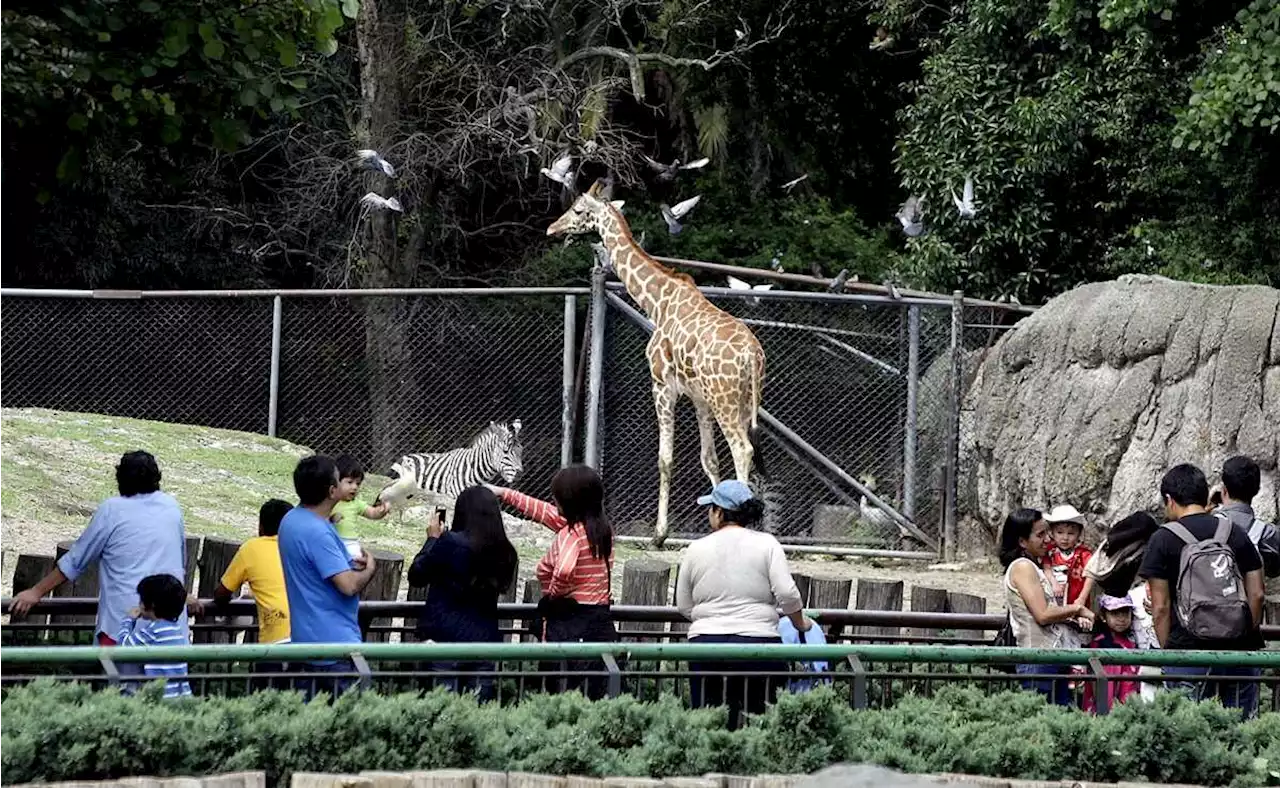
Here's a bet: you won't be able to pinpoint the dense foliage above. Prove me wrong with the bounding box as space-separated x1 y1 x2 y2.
2 0 1276 299
3 682 1279 787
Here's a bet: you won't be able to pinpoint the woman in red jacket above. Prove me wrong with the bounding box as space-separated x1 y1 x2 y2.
490 464 616 698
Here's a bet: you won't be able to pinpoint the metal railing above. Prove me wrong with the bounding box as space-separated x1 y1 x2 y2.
0 279 1031 556
3 641 1278 716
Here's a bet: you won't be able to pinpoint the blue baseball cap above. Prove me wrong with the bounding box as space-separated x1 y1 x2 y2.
696 479 756 509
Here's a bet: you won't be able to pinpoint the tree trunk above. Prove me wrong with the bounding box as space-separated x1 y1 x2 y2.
356 0 422 468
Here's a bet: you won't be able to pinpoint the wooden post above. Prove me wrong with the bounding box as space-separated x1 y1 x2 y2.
522 579 543 642
909 586 949 639
808 576 852 640
498 560 520 642
620 559 671 639
53 540 100 630
946 591 987 641
404 574 428 643
360 548 404 643
196 536 244 644
184 536 202 592
9 554 57 639
853 578 904 641
791 573 813 607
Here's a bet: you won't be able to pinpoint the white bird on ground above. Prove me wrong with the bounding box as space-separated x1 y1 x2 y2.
355 149 396 178
643 154 710 182
781 174 809 193
726 274 775 307
952 175 977 218
896 195 925 237
540 155 575 191
660 194 702 235
360 192 404 212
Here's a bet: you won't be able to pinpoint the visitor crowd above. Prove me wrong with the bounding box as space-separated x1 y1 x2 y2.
7 449 1277 719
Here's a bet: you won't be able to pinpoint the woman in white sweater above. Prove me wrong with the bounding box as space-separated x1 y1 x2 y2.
676 479 812 729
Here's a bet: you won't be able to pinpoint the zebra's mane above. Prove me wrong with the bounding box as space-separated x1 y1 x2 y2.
467 419 522 448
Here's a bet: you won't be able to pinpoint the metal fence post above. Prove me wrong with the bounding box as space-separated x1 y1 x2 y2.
267 295 283 438
561 295 577 468
943 291 964 561
583 269 607 470
902 305 920 521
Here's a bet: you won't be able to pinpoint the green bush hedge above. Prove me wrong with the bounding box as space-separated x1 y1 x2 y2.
3 681 1278 787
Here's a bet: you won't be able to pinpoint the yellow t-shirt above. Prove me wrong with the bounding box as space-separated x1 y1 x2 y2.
220 536 290 644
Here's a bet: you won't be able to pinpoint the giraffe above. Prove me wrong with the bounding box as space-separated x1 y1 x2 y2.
548 179 767 546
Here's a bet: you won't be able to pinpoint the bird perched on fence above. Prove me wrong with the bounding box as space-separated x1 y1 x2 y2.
643 154 710 182
828 268 851 292
360 192 403 212
726 274 774 307
952 175 978 218
540 154 576 193
896 196 925 237
355 149 396 178
660 195 701 235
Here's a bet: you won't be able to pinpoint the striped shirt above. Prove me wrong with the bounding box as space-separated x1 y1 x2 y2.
498 490 613 605
117 616 193 698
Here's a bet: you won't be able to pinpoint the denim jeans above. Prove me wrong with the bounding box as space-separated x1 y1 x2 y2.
1163 664 1260 719
1016 663 1074 707
297 660 357 702
427 660 496 702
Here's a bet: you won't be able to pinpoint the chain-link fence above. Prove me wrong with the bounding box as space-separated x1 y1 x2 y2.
0 285 1032 557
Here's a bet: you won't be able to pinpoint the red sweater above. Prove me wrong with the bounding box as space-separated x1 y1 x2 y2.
498 490 612 606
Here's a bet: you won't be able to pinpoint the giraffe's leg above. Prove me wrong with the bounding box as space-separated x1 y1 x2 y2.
653 381 678 548
725 424 754 483
692 399 721 487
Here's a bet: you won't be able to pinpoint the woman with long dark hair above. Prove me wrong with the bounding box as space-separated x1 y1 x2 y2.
491 464 616 698
408 485 517 699
1000 507 1093 706
676 479 810 729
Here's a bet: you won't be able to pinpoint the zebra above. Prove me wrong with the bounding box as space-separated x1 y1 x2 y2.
389 419 524 498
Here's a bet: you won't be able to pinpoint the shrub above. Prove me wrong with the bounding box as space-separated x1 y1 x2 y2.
2 680 1277 787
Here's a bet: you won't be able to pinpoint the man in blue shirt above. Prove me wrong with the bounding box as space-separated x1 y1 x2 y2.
10 451 192 646
278 454 377 699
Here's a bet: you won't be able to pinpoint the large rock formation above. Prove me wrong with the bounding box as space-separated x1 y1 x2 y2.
960 275 1278 549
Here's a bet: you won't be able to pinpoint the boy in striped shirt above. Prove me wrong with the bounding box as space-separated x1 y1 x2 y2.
117 574 193 698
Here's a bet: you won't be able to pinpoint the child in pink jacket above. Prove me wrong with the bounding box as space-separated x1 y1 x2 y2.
1082 594 1142 713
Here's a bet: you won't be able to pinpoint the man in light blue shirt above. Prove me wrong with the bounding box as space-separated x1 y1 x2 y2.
278 454 377 698
10 451 190 645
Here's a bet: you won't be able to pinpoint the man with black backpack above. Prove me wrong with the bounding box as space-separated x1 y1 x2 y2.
1139 464 1266 718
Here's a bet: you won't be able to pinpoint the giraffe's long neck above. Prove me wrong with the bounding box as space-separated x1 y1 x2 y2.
597 208 673 316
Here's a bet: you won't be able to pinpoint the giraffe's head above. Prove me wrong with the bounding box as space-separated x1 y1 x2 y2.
546 179 625 238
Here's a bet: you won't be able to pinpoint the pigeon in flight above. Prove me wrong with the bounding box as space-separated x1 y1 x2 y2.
781 174 809 193
896 195 925 237
540 154 576 191
726 275 775 307
643 154 710 182
660 195 701 235
952 175 977 218
355 149 396 178
360 192 403 212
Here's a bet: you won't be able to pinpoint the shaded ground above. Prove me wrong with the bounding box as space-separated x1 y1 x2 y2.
0 408 1004 611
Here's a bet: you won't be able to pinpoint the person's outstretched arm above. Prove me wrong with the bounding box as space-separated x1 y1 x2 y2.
491 487 568 532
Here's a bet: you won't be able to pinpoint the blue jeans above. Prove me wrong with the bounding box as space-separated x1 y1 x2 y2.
298 660 357 702
428 661 496 702
1016 663 1073 707
1163 665 1260 719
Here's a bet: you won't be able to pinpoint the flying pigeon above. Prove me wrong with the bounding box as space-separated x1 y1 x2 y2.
540 154 575 191
660 195 701 235
355 149 396 178
726 274 775 306
896 195 925 237
360 192 403 212
643 155 710 182
952 175 977 218
781 174 809 193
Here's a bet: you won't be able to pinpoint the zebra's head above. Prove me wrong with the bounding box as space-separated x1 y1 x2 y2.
483 419 524 484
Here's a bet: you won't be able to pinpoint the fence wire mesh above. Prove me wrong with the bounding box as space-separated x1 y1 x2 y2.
0 288 1030 553
599 289 955 547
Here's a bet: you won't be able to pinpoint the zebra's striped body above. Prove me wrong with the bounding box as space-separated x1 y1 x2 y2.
389 420 523 498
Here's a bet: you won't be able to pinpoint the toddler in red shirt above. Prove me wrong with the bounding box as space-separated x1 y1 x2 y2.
1043 504 1095 607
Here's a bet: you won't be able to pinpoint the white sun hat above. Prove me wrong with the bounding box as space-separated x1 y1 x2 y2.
1044 504 1085 525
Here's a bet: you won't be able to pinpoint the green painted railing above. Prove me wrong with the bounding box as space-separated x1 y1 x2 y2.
3 642 1279 667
